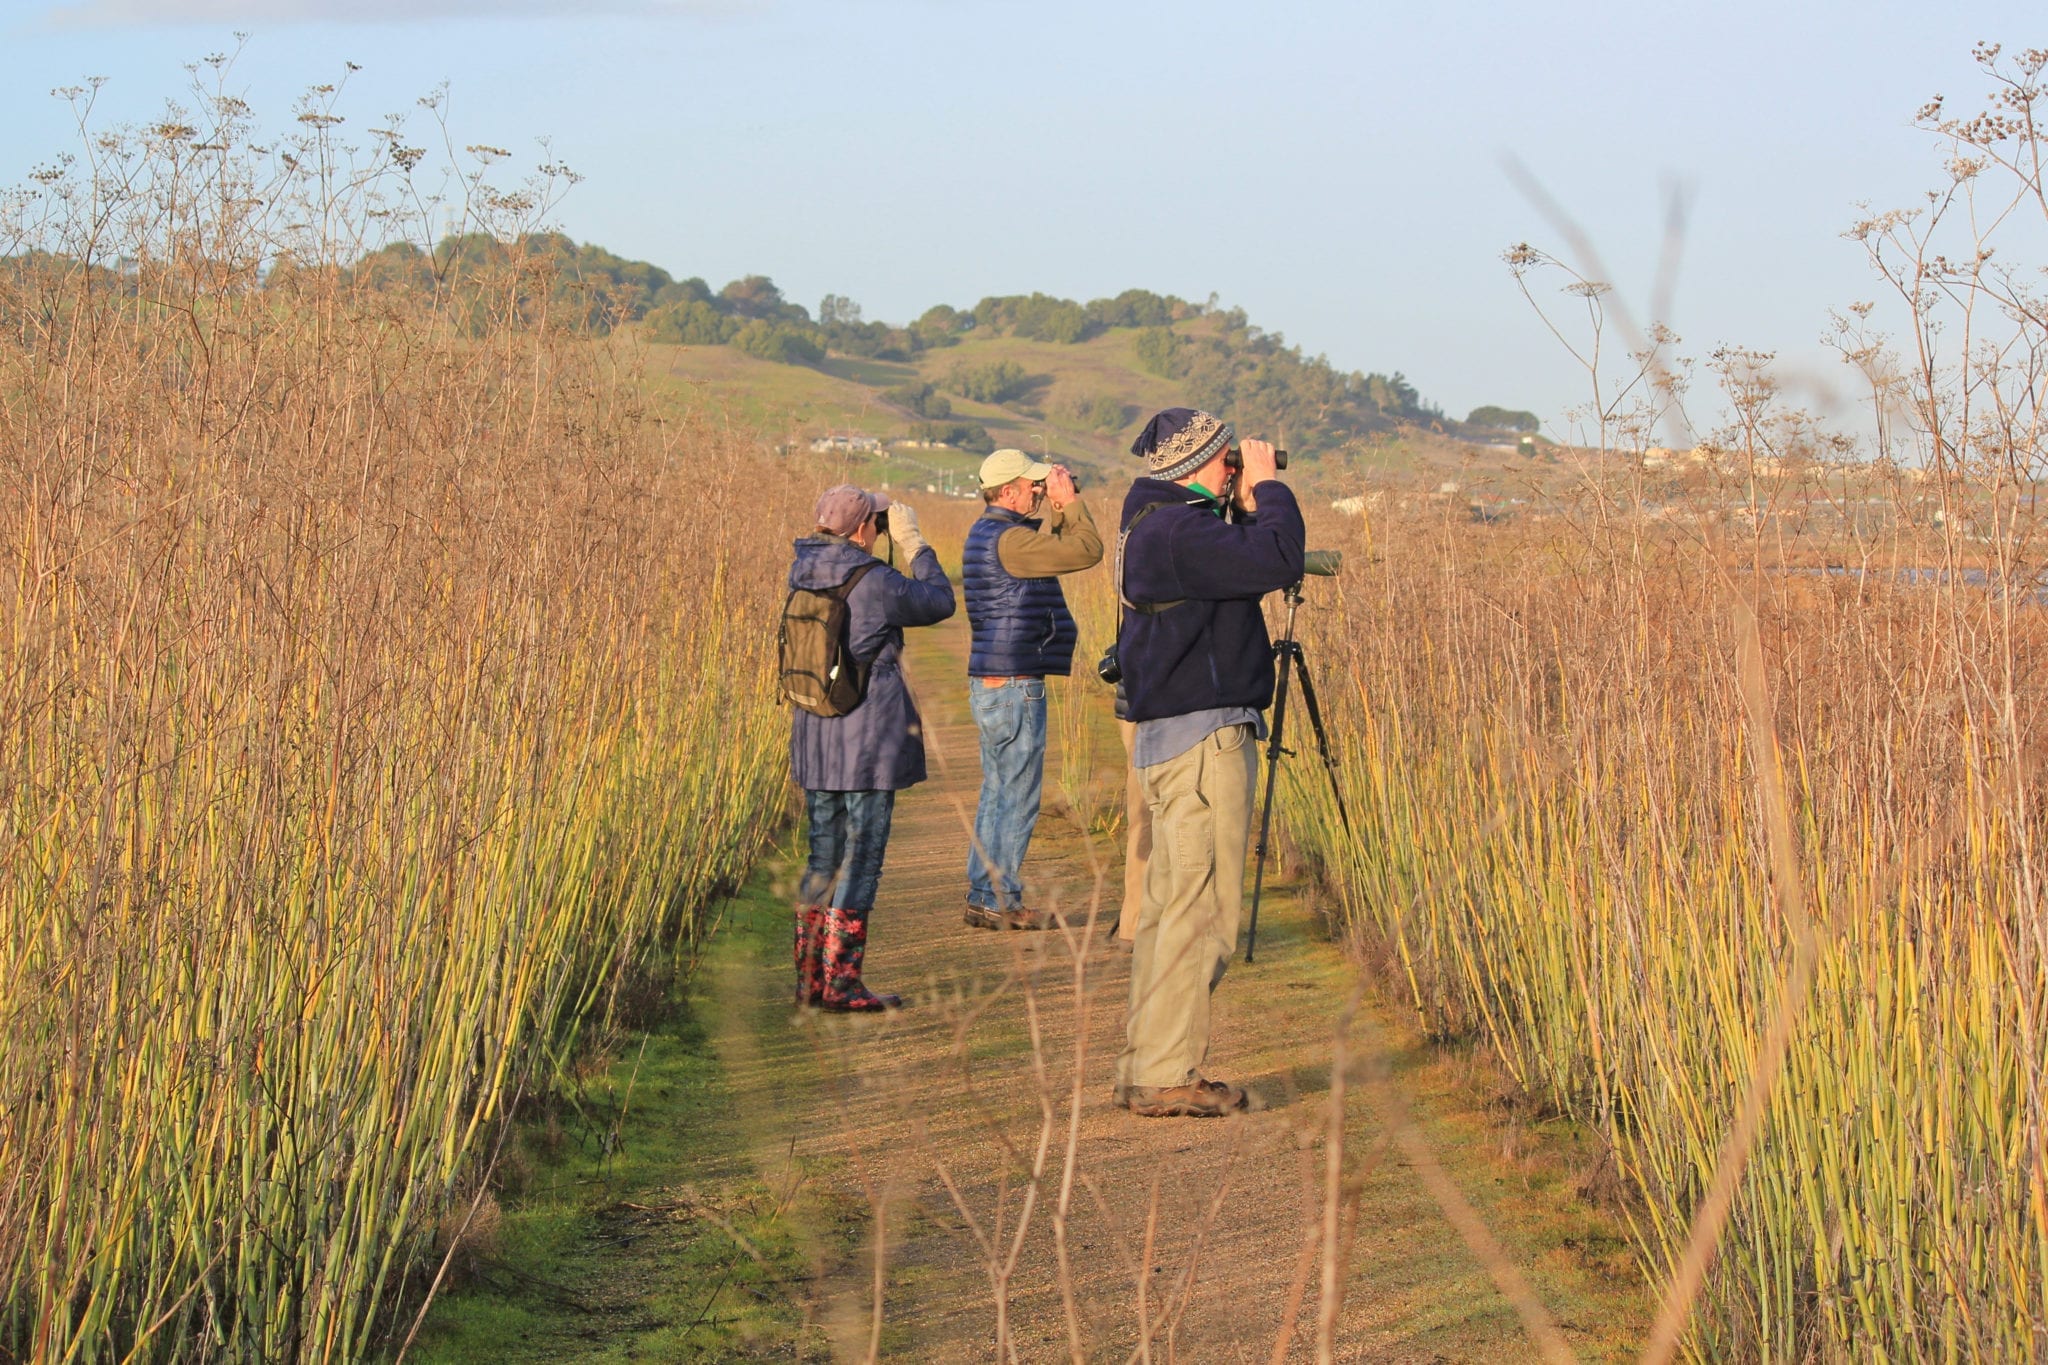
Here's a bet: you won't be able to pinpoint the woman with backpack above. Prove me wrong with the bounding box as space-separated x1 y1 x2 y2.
781 484 954 1011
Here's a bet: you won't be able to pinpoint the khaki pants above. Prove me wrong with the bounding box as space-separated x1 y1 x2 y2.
1116 720 1149 942
1115 723 1258 1091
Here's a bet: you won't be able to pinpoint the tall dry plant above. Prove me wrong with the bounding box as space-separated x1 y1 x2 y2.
1281 44 2048 1361
0 60 796 1361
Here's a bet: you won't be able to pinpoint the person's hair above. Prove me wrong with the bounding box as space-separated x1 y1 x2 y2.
982 476 1034 506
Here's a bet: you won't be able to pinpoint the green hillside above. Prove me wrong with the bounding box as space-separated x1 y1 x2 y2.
639 327 1194 480
347 232 1549 491
637 323 1549 500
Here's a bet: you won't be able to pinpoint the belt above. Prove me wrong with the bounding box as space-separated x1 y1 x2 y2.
977 675 1041 687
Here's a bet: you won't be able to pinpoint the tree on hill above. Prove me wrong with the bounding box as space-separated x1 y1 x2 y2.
1085 289 1191 329
1364 372 1424 417
912 304 969 348
910 420 995 455
965 288 1196 342
1059 391 1129 432
642 299 736 346
392 232 684 334
1133 326 1178 378
527 233 672 322
942 358 1033 405
1465 405 1540 432
718 275 808 322
973 293 1094 343
733 319 822 364
348 241 435 292
1141 313 1439 454
656 276 715 307
814 295 920 360
883 382 952 419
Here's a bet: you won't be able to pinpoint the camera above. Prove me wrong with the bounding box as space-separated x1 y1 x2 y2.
874 509 889 535
1223 446 1289 472
1096 643 1121 685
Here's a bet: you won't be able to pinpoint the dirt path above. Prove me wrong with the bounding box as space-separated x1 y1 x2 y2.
420 609 1647 1362
697 614 1646 1362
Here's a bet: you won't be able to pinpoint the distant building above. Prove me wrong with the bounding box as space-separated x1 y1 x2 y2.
809 433 883 454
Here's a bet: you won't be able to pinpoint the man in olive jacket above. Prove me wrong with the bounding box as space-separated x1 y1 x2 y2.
961 448 1103 930
1112 409 1303 1117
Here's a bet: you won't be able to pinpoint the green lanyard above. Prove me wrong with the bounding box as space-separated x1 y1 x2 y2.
1184 480 1227 518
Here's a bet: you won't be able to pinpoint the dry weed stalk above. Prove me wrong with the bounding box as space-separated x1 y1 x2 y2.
1280 43 2048 1361
0 67 798 1361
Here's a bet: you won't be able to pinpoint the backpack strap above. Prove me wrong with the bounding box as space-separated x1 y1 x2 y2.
828 560 883 655
827 561 882 601
1116 500 1186 616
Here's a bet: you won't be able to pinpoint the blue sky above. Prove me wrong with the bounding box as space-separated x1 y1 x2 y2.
1 0 2035 437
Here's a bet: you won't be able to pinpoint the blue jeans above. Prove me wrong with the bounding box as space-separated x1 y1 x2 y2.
801 789 896 911
966 678 1047 911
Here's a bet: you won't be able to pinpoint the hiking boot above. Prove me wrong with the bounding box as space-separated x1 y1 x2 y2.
963 902 1060 932
1121 1083 1239 1118
819 906 904 1013
1195 1076 1250 1111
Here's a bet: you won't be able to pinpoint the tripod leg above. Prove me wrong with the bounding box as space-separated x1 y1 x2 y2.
1291 654 1354 838
1245 646 1293 963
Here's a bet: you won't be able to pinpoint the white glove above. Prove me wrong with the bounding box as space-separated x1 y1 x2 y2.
886 500 928 563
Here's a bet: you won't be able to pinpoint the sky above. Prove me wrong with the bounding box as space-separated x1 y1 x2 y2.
1 0 2038 440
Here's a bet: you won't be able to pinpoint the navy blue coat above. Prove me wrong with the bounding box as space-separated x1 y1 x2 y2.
1115 479 1305 723
787 535 955 792
963 508 1080 677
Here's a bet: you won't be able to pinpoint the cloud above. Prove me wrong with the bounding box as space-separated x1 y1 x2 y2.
39 0 758 26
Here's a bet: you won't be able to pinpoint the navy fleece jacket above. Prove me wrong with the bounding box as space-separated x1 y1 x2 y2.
1115 477 1306 723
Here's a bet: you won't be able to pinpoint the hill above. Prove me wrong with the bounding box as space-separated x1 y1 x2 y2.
15 231 1546 495
638 323 1555 501
405 234 1546 488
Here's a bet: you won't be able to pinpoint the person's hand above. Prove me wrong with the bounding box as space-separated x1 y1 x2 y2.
1232 439 1279 515
885 500 928 562
1043 465 1077 509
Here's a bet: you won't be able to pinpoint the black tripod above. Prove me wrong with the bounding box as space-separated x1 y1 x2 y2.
1245 579 1352 962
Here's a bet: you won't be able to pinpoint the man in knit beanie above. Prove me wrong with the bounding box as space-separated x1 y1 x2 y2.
1110 408 1304 1117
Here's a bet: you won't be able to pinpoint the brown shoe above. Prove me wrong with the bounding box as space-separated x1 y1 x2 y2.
1196 1076 1250 1111
1123 1082 1240 1118
964 903 1060 932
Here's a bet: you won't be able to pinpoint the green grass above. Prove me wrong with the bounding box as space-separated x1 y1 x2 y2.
406 870 834 1364
637 337 906 441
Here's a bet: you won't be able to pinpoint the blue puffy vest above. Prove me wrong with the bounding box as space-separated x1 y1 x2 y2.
964 507 1079 677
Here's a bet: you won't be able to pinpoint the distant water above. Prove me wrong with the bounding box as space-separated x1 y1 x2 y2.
1773 564 2048 604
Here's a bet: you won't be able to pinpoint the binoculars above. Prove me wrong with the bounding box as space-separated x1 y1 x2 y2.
1224 446 1289 472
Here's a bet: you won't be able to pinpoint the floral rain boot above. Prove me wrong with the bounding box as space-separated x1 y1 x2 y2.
793 903 827 1006
818 906 902 1012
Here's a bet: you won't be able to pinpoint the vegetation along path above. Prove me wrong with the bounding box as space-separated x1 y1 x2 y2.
415 610 1650 1362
